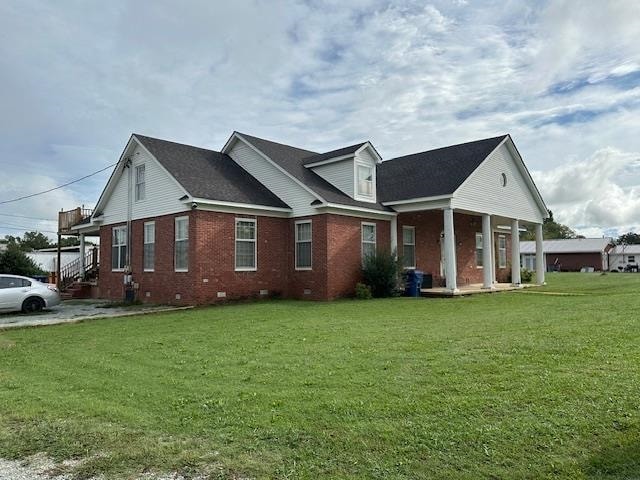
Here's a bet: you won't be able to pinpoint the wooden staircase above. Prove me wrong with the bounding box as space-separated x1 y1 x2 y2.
59 248 99 299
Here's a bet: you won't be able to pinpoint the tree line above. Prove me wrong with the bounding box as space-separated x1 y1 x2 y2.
521 211 640 244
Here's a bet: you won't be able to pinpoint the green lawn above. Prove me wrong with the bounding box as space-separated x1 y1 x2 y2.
1 273 639 479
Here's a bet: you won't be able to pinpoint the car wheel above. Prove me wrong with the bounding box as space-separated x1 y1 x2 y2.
22 297 44 313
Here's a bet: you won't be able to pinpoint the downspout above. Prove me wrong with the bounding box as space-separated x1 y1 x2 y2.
125 157 133 271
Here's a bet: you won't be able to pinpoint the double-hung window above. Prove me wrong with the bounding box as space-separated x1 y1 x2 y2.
357 164 374 197
475 233 483 267
361 222 376 261
295 220 312 270
143 221 155 271
135 164 145 201
174 216 189 272
235 218 257 271
402 226 416 268
111 225 127 270
498 235 507 268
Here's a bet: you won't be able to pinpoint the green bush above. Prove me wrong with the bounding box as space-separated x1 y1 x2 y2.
521 268 534 283
354 282 373 300
362 249 402 298
0 245 45 277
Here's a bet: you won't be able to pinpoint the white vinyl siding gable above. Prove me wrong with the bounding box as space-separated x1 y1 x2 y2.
452 142 544 224
100 143 188 226
311 159 354 197
227 140 317 217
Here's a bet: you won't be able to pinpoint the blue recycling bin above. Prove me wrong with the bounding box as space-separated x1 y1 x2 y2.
404 269 424 297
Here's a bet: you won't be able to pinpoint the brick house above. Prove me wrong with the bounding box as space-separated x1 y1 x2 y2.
68 131 549 304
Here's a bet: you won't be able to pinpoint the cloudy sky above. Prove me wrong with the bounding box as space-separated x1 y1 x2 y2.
1 0 639 240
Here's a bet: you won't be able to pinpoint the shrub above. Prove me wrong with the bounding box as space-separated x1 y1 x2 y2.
0 245 45 277
354 282 373 300
520 267 533 283
362 249 402 298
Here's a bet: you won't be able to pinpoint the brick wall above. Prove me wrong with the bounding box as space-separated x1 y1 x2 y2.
99 211 198 304
191 210 290 303
98 209 512 304
397 211 511 286
325 214 391 299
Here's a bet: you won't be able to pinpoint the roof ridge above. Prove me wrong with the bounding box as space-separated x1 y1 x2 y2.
385 134 509 163
236 131 318 155
133 133 220 154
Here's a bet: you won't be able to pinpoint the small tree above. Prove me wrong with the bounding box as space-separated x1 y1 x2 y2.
0 245 45 277
361 249 402 298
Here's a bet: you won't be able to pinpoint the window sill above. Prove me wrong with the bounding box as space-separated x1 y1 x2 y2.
295 267 312 271
235 268 257 272
143 269 154 273
112 269 125 272
175 269 188 273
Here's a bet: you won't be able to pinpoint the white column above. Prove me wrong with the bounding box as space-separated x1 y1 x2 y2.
443 207 458 292
482 214 494 289
535 223 545 285
79 233 86 280
390 215 398 258
511 219 521 286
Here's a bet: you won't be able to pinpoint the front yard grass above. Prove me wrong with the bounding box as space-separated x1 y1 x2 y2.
0 272 639 479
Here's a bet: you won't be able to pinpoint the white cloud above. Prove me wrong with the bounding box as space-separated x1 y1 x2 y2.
0 0 640 239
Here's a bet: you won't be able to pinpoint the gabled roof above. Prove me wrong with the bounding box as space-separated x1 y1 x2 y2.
234 133 391 212
134 135 289 209
378 135 508 203
605 244 640 255
519 238 613 254
302 142 367 165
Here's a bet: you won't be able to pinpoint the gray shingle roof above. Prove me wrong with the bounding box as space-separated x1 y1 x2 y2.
302 142 367 165
134 134 290 209
236 133 392 211
520 238 613 254
378 135 508 203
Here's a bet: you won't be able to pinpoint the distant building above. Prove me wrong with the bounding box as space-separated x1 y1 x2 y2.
608 244 640 271
520 238 614 272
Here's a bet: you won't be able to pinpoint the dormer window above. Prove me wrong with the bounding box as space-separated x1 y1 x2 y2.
357 164 374 197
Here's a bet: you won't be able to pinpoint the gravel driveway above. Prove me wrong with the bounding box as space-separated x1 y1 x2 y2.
0 300 191 329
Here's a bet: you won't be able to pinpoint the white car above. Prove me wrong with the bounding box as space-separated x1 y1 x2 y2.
0 274 61 313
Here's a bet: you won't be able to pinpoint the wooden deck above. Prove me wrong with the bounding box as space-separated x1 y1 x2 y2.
420 283 537 297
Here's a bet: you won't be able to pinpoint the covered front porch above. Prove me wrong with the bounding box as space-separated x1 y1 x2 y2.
420 282 537 297
389 205 546 294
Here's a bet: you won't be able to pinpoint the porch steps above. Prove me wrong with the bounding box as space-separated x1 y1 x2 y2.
61 281 98 300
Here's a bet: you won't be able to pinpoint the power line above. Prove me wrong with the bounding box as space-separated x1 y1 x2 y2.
0 225 58 234
0 212 56 221
0 163 116 205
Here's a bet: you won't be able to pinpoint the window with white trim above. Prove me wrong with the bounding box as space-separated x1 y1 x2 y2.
402 226 416 268
235 218 256 270
628 255 636 263
143 221 155 271
174 216 189 271
498 235 507 268
295 220 312 270
135 164 145 201
361 222 376 261
476 233 483 267
357 164 374 197
111 225 127 271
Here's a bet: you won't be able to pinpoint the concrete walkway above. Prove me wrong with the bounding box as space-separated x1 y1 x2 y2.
0 299 192 330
